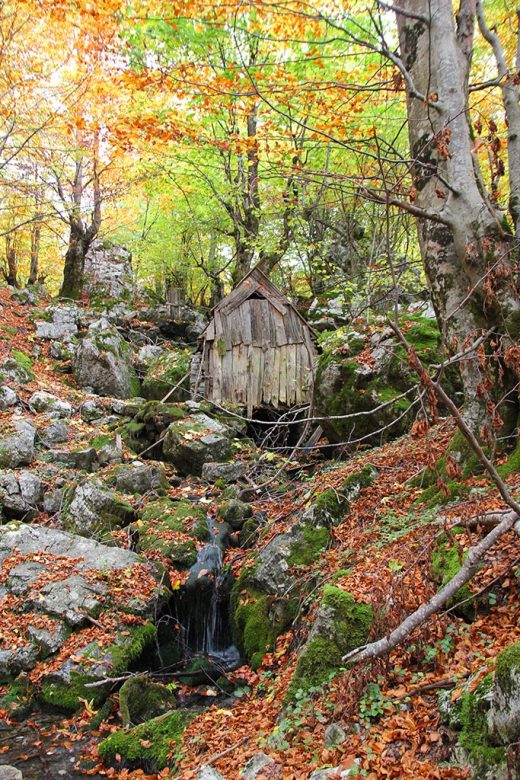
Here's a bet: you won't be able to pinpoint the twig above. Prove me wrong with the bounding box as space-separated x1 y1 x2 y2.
203 735 251 767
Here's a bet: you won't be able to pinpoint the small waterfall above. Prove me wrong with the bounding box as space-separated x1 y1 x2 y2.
173 515 240 669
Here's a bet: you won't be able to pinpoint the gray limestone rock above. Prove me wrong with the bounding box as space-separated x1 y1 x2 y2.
114 461 168 495
26 619 70 656
0 385 17 410
43 488 65 515
80 398 106 422
488 643 520 745
36 574 107 626
73 319 139 399
324 723 347 747
240 753 277 779
62 479 135 538
201 461 245 483
46 447 97 471
0 420 36 468
38 419 70 448
0 357 33 385
163 413 233 476
0 767 24 780
0 644 39 676
84 239 133 299
196 769 226 780
218 499 253 530
29 391 72 418
35 305 79 341
49 340 76 361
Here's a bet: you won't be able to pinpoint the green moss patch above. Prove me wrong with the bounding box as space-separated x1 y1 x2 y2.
287 524 330 566
431 531 476 620
457 675 505 770
40 624 156 712
98 710 191 772
287 586 373 700
142 350 191 401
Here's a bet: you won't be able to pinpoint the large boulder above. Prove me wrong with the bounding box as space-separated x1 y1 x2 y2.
112 461 169 495
314 315 461 445
34 305 79 341
0 522 163 708
286 585 373 699
488 642 520 745
83 239 133 299
62 478 136 538
162 413 234 475
0 385 17 410
0 420 36 468
73 318 140 399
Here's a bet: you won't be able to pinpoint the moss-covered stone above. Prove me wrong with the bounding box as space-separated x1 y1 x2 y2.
497 440 520 479
232 575 297 671
40 624 157 712
119 675 175 726
239 517 260 548
431 530 476 621
98 710 191 771
286 524 330 566
314 315 461 446
314 465 375 525
135 498 205 567
457 675 505 772
141 350 191 401
286 586 373 699
287 637 342 697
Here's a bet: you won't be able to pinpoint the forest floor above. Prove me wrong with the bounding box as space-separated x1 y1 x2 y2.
0 286 518 779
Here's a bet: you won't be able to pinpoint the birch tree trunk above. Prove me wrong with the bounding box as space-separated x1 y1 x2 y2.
395 0 520 444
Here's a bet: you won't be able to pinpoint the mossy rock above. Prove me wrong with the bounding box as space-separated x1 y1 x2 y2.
497 439 520 479
314 465 376 525
40 624 156 712
119 675 175 726
286 524 330 566
314 315 461 445
98 710 191 772
456 674 505 775
286 586 373 700
141 350 191 401
135 498 205 567
239 517 260 548
232 581 297 671
431 530 476 621
217 499 253 530
488 642 520 745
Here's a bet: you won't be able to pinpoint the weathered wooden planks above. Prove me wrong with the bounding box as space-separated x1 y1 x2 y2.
198 266 317 413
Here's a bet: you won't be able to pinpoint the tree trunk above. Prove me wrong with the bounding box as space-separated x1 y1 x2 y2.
28 222 41 286
395 0 520 443
4 235 19 287
60 225 90 299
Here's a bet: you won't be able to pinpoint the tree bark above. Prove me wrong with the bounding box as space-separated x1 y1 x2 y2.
60 224 90 299
395 0 520 441
28 222 40 286
4 235 19 287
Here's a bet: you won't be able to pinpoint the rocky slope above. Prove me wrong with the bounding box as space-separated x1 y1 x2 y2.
0 286 519 780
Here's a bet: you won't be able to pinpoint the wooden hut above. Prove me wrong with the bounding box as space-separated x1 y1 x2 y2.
195 267 317 416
